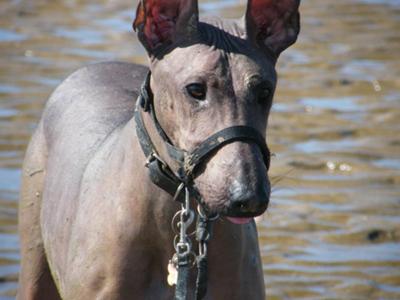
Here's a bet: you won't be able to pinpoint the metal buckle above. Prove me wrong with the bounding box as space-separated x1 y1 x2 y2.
145 152 168 168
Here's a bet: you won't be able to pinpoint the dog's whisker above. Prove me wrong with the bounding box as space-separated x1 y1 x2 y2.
270 168 295 189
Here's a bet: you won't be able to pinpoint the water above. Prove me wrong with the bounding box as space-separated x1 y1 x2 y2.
1 0 399 299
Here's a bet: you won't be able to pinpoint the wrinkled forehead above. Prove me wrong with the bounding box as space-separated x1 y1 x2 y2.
153 21 276 84
156 44 224 76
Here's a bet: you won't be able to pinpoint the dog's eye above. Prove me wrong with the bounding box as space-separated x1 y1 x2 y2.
254 82 273 104
257 88 271 103
186 83 206 101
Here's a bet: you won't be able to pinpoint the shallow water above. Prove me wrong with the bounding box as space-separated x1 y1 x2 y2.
0 0 399 299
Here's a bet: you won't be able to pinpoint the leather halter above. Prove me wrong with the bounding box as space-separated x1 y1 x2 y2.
134 72 271 205
134 72 271 300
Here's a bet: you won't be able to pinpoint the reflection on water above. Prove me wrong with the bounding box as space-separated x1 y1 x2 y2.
1 0 399 299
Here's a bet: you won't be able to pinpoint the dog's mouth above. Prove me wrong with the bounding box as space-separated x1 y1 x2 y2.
225 216 254 225
199 202 266 225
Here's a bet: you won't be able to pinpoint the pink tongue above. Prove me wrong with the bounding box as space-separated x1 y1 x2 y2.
226 217 253 225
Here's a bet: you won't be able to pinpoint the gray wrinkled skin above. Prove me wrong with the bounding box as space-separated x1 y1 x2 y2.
150 19 275 217
17 7 299 300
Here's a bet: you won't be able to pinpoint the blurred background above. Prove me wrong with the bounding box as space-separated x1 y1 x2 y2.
0 0 399 299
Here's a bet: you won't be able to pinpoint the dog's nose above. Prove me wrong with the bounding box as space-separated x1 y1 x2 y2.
228 180 269 216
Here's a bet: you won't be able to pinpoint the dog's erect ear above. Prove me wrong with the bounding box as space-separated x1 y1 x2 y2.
133 0 199 55
245 0 300 58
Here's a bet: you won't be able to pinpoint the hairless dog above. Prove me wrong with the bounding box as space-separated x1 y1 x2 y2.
17 0 300 299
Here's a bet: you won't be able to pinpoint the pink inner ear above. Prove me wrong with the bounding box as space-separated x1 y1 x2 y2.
250 0 295 30
249 0 273 28
248 0 299 53
143 0 181 49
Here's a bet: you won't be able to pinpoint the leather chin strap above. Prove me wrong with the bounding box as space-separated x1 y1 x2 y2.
134 72 271 205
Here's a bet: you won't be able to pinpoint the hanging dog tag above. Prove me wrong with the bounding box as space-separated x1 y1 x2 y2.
167 260 178 286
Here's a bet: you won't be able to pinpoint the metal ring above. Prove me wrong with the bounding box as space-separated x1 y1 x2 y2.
173 235 179 251
171 211 182 234
173 183 185 202
197 204 219 221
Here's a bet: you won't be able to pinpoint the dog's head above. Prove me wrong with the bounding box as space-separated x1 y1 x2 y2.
134 0 300 221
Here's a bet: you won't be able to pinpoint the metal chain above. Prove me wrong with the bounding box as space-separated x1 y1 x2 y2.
171 184 195 269
170 184 218 300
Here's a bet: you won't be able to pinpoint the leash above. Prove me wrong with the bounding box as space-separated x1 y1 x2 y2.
134 72 271 299
169 184 216 300
194 206 216 300
172 184 196 300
